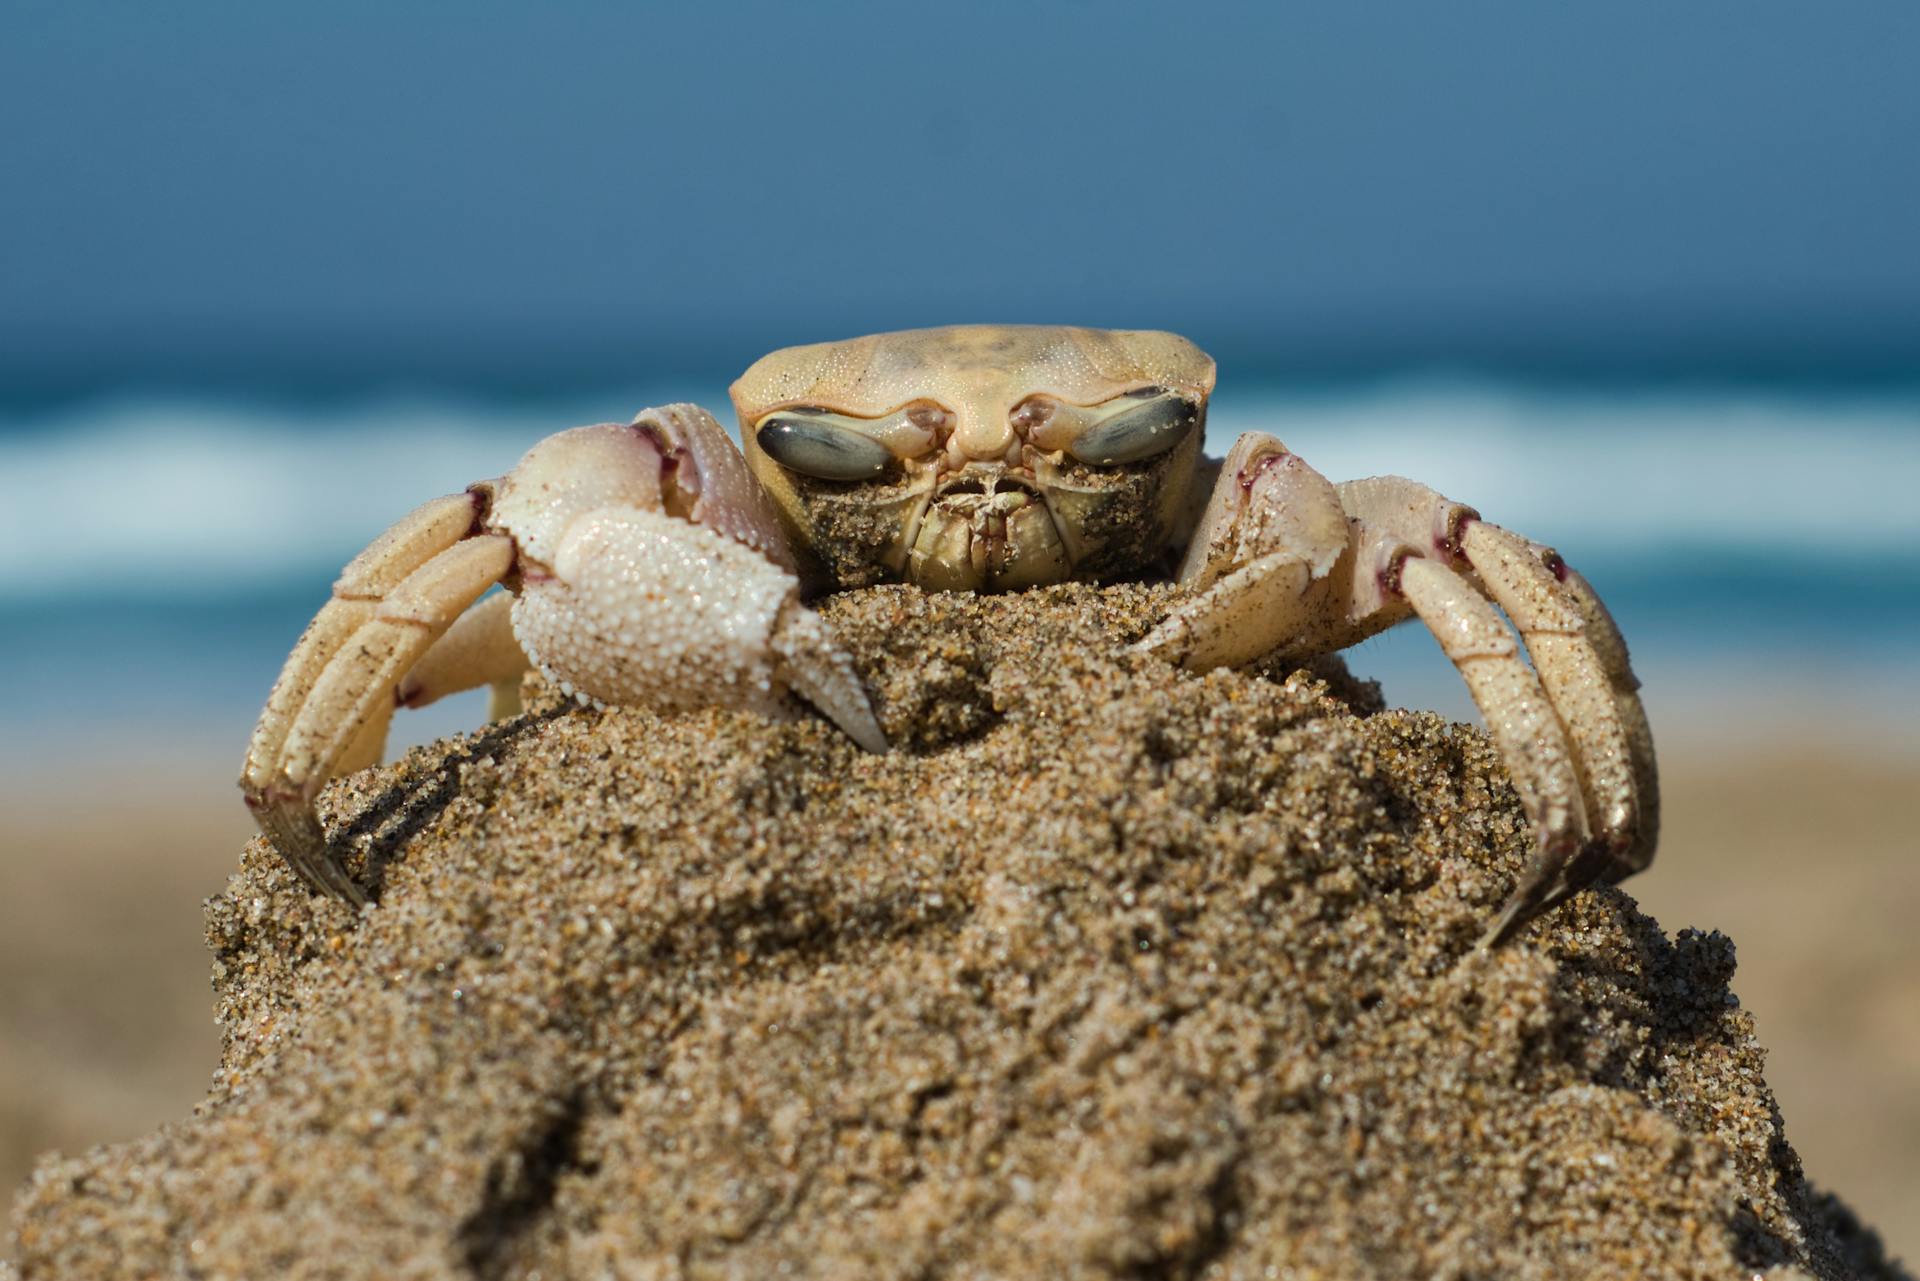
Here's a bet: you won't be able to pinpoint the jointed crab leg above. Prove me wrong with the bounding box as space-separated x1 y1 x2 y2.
1328 477 1652 937
1459 524 1633 842
1137 435 1354 670
1145 436 1656 945
1455 524 1660 917
1548 558 1660 883
1396 556 1592 945
243 495 478 784
397 590 531 721
241 491 513 903
1325 475 1657 942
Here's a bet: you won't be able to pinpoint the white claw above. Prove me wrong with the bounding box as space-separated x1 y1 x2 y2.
491 409 885 752
771 603 890 753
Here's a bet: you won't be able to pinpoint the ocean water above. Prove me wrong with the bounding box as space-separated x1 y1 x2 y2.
4 378 1917 756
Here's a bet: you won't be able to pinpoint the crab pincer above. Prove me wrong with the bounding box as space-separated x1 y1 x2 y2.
240 405 884 903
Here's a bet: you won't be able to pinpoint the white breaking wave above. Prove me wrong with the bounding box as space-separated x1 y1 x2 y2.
0 385 727 599
3 379 1917 599
1207 380 1920 559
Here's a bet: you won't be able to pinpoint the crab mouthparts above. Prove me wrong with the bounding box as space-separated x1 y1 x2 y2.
907 470 1070 592
935 470 1037 500
931 471 1044 538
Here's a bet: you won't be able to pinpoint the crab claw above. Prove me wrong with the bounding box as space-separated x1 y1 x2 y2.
241 404 885 902
493 405 887 753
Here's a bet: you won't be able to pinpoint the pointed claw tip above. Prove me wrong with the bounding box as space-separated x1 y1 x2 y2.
1480 871 1557 949
829 699 890 756
851 721 891 755
1477 905 1531 951
1477 923 1517 952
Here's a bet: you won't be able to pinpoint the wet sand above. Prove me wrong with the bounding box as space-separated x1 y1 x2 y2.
3 583 1914 1277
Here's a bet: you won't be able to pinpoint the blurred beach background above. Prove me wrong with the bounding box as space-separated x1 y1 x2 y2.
3 0 1916 1264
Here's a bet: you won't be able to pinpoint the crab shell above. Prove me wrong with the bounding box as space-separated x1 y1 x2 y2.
730 325 1218 593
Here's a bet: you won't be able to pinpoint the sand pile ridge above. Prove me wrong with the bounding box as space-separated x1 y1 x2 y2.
8 582 1906 1280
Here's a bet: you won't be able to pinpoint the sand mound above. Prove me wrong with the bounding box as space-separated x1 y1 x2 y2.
8 584 1904 1280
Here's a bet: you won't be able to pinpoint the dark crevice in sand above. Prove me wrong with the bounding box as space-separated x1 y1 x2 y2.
1733 1199 1801 1274
456 1088 595 1281
1127 1141 1246 1281
339 706 567 902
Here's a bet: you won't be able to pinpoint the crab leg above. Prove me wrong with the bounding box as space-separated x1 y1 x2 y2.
240 492 513 903
1347 484 1660 942
242 495 477 782
1136 434 1354 669
1546 557 1660 882
1148 441 1657 945
1396 556 1593 945
1456 524 1653 898
1458 525 1631 836
1148 440 1593 896
1335 476 1658 933
398 591 532 721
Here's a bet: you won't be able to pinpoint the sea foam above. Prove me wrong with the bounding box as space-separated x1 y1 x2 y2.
3 380 1916 600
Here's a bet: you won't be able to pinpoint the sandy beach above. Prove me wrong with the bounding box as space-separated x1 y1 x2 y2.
3 587 1915 1274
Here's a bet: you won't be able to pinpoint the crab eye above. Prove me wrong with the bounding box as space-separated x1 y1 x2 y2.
757 410 900 481
1067 390 1197 466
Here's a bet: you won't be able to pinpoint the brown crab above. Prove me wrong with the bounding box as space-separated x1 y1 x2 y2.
242 325 1657 945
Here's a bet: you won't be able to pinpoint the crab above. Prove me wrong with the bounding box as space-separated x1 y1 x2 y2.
242 325 1657 945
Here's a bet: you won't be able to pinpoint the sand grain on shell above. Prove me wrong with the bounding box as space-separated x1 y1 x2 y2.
9 584 1907 1280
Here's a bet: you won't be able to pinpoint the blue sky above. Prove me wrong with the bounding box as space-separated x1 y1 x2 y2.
5 1 1918 394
